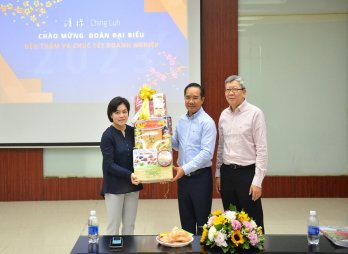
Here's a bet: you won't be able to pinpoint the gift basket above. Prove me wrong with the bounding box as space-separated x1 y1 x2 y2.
132 85 173 183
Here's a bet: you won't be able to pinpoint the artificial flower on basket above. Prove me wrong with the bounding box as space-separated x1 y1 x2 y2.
200 205 265 253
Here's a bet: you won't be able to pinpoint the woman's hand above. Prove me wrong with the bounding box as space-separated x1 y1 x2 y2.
131 173 141 185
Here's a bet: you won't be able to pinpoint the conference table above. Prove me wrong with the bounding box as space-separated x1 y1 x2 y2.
71 234 348 253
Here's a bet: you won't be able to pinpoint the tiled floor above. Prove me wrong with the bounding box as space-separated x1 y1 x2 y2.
0 198 347 253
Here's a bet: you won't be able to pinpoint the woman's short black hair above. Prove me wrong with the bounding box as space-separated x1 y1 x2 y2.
107 96 130 122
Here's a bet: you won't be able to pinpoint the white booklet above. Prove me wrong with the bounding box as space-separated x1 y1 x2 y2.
320 226 348 248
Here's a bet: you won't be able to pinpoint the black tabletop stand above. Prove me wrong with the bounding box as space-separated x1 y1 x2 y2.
71 235 348 254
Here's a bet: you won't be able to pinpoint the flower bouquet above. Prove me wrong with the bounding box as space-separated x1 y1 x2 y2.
200 205 265 253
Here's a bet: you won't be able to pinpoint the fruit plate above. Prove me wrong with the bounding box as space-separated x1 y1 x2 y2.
156 235 194 247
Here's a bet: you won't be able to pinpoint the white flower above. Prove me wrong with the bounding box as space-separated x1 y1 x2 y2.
208 226 217 241
224 210 236 221
250 219 257 229
215 231 228 247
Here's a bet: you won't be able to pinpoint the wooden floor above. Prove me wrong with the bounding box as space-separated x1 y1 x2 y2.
0 198 347 254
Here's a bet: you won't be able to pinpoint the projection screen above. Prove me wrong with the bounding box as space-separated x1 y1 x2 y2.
0 0 201 146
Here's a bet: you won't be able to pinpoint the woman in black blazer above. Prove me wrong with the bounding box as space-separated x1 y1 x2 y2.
100 96 143 235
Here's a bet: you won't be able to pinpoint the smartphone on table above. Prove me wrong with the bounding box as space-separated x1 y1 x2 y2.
109 236 123 249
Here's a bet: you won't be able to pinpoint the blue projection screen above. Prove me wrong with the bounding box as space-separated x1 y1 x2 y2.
0 0 200 146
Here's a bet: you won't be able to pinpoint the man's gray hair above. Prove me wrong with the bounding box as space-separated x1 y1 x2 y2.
224 75 246 89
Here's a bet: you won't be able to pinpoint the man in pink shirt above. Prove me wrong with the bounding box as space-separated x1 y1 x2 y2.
215 75 268 231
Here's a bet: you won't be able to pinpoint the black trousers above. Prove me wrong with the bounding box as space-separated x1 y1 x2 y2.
220 163 264 231
177 167 212 235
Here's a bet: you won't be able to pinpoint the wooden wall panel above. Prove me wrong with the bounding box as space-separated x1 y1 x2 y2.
262 176 295 198
42 178 179 200
202 0 238 123
201 0 239 189
294 176 348 198
44 177 102 200
35 175 348 200
0 149 43 201
262 176 348 198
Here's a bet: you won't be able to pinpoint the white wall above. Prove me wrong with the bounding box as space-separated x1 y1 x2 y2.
239 12 348 175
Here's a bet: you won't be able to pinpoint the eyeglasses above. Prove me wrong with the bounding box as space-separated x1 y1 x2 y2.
225 87 244 93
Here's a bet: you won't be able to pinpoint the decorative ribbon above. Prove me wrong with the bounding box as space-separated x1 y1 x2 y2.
138 85 156 120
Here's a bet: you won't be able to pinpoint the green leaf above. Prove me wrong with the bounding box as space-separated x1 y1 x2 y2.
215 224 223 231
228 204 237 211
225 223 232 232
242 241 250 249
222 245 230 253
228 246 236 253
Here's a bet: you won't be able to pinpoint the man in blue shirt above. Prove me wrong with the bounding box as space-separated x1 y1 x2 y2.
172 83 217 235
